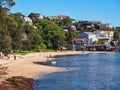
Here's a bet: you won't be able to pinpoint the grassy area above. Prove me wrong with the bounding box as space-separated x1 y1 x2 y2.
12 49 57 55
12 50 33 55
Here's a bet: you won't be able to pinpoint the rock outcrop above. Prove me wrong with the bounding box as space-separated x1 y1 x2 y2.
0 76 34 90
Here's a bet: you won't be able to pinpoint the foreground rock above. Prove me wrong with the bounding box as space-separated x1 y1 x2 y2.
0 76 34 90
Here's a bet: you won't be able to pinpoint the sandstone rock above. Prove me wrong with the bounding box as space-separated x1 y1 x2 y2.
0 76 34 90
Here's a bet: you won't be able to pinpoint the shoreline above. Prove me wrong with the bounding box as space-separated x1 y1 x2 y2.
0 51 114 83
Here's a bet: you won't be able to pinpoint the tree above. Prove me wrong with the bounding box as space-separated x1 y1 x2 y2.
63 17 72 26
0 0 15 9
10 28 23 50
77 26 84 33
0 0 15 54
28 13 38 24
93 39 104 44
22 23 42 50
35 19 66 49
94 24 100 30
0 29 12 55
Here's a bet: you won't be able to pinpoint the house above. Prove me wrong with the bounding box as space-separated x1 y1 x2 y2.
77 21 94 29
48 16 59 20
70 25 76 30
49 15 68 20
72 38 88 50
72 38 107 51
58 15 68 20
92 21 101 25
79 30 114 51
93 30 114 41
36 13 44 19
86 44 106 51
24 16 33 25
100 23 113 29
80 32 98 44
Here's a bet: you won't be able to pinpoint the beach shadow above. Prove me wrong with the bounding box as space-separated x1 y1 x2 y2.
33 62 46 65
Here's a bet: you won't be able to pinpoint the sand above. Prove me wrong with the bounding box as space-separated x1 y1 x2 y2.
0 51 113 83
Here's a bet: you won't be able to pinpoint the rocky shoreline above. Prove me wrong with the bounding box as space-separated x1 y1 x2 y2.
0 65 34 90
0 76 34 90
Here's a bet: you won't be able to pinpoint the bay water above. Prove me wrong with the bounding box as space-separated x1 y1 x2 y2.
34 53 120 90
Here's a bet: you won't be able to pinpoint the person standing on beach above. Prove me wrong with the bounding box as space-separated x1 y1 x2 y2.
6 54 10 60
14 54 16 60
0 51 3 59
0 51 2 59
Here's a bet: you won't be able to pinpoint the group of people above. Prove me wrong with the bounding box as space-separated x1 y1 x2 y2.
0 51 16 60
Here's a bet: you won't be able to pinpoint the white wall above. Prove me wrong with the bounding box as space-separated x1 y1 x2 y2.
88 34 98 44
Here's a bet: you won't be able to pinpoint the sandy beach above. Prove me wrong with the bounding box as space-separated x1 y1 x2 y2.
0 51 113 83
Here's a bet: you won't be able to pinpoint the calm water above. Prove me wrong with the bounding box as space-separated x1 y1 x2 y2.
34 53 120 90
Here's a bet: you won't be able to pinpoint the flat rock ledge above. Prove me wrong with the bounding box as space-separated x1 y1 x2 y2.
0 76 34 90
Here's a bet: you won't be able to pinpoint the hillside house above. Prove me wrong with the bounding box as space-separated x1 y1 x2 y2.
93 30 114 41
80 32 98 44
24 17 33 25
100 23 113 29
72 38 88 51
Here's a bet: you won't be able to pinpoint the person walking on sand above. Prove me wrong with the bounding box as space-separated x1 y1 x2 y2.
6 54 10 60
14 54 16 60
0 51 3 59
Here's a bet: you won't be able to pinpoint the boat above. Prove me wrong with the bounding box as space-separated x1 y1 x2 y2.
51 61 56 64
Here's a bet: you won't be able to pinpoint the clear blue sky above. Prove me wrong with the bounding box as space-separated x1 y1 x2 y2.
11 0 120 26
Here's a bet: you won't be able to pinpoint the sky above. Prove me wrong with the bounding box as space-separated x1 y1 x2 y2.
11 0 120 26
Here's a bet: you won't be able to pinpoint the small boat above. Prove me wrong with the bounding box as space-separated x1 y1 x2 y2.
51 61 56 64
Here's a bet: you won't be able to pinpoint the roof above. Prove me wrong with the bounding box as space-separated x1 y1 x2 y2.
86 44 106 47
84 32 95 35
58 15 68 18
73 38 87 41
93 30 113 34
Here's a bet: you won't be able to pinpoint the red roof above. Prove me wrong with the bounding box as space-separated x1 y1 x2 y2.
93 30 113 34
58 15 68 19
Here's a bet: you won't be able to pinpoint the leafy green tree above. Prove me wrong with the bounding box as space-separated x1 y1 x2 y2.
94 24 100 30
22 40 31 50
93 39 104 44
28 13 38 24
77 26 84 33
10 28 23 50
0 0 15 9
22 23 42 50
12 12 24 27
65 30 79 49
110 41 115 46
51 19 64 27
35 19 66 50
0 29 11 55
63 17 72 26
0 0 15 54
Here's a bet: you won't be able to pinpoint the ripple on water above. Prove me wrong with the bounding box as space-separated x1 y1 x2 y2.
34 53 120 90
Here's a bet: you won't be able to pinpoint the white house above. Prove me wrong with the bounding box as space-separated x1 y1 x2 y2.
80 32 98 44
24 17 33 25
100 23 113 29
93 30 114 41
36 13 44 19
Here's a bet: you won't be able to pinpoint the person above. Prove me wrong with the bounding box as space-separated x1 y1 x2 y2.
14 54 16 60
0 51 2 59
0 51 3 59
6 54 10 60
